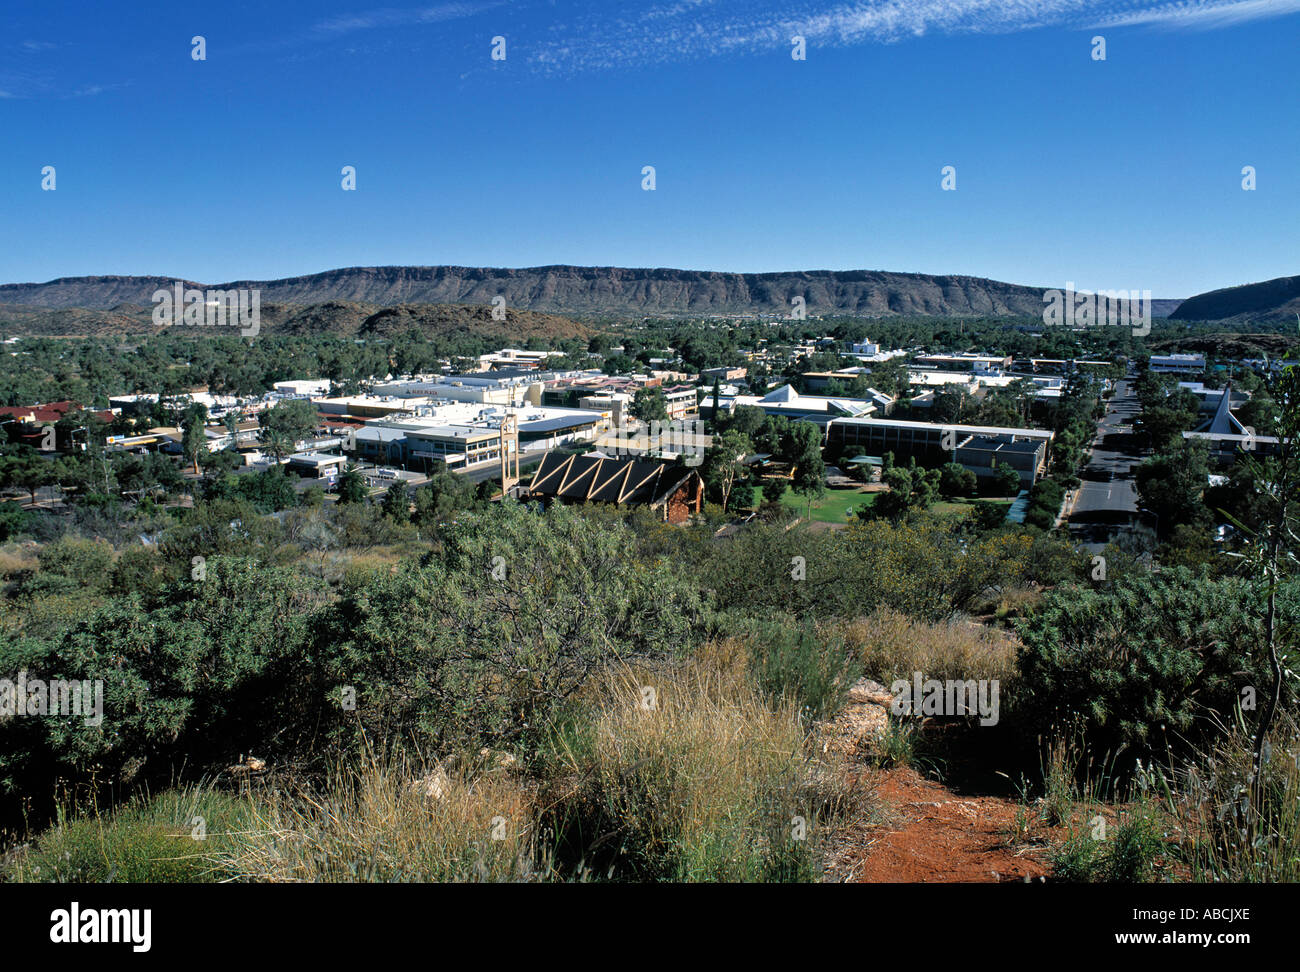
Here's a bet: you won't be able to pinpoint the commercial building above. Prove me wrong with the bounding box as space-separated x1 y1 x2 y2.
0 400 116 452
350 403 603 473
273 379 332 397
1149 354 1206 374
286 451 348 477
912 353 1013 374
827 416 1054 486
715 384 879 428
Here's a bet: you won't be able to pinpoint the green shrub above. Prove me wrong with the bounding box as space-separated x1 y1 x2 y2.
1014 569 1278 760
1106 807 1163 882
7 787 254 883
35 535 114 590
1051 834 1101 882
739 616 862 724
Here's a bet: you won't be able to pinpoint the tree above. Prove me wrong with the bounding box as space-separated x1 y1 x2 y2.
260 398 317 459
701 430 752 512
781 422 826 520
241 464 299 512
761 477 788 505
991 459 1024 497
202 447 245 478
971 500 1008 531
869 460 939 519
1137 404 1199 453
602 354 635 376
381 480 410 523
6 451 55 505
181 409 207 475
1024 477 1066 531
631 387 669 424
336 463 368 504
938 462 977 500
413 471 477 528
1136 439 1210 537
259 429 296 463
931 386 972 424
724 405 767 442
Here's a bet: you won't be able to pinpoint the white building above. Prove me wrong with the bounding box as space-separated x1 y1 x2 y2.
1149 353 1206 374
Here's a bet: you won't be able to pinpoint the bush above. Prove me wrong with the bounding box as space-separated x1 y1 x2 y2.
36 535 114 590
0 557 329 801
1014 569 1279 759
539 664 855 881
6 787 254 883
836 606 1018 685
737 615 862 724
319 502 709 758
223 757 539 882
0 501 32 541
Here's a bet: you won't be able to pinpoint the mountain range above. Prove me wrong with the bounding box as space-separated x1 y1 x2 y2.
0 265 1181 321
0 265 1293 334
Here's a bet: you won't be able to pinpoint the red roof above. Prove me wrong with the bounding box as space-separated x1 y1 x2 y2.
0 401 113 424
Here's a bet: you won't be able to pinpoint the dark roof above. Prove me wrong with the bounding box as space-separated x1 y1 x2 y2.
528 452 699 509
519 414 601 435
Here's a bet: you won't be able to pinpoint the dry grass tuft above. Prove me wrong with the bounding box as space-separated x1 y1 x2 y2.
835 606 1018 685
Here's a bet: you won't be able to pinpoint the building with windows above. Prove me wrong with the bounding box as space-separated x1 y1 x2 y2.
827 416 1054 486
1149 353 1206 374
349 403 603 473
714 384 879 428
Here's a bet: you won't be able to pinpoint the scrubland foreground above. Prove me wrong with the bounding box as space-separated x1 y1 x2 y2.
0 496 1295 885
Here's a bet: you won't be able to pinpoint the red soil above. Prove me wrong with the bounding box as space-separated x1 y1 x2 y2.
840 767 1051 883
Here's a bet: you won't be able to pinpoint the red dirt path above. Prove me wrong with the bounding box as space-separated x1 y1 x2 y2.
838 767 1051 883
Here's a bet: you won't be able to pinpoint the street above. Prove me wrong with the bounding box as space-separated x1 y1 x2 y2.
1068 378 1145 550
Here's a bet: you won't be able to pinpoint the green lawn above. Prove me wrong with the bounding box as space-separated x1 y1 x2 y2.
750 485 877 523
751 487 1013 524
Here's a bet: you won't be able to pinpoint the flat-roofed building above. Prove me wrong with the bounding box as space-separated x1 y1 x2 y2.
349 403 602 472
827 416 1054 486
316 395 429 420
913 353 1013 374
274 379 332 397
286 451 348 477
1149 353 1206 374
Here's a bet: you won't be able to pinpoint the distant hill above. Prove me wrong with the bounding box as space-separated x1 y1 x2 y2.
1170 275 1300 325
0 300 592 341
0 265 1154 319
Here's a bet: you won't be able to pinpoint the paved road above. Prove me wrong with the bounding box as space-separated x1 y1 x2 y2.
1068 379 1146 549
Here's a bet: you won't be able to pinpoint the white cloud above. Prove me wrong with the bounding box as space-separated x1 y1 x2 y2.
311 3 499 36
1093 0 1300 30
523 1 1300 73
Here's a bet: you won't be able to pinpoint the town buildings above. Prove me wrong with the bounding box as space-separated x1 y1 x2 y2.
826 416 1053 486
526 452 704 523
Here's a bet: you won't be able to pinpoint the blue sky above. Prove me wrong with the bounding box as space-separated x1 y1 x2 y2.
2 1 1297 297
